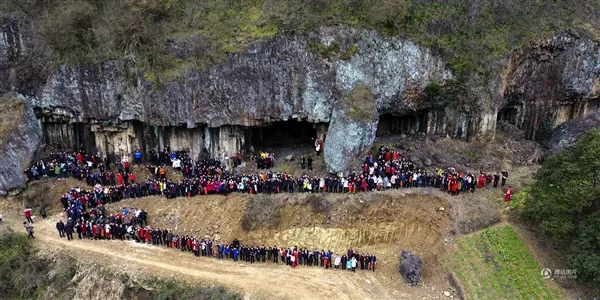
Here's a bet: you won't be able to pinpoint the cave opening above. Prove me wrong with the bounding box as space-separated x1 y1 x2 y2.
249 120 318 149
497 107 518 125
377 111 428 136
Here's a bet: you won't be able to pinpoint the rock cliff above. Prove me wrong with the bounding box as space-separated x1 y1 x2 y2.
496 33 600 140
0 94 42 195
1 16 600 178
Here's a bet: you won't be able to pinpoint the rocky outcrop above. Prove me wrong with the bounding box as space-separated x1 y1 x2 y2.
1 14 600 175
325 83 378 174
496 32 600 140
5 26 455 171
0 95 42 194
548 113 600 155
30 27 452 127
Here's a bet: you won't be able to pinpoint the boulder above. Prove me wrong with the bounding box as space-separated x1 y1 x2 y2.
433 153 447 165
423 157 432 167
324 83 378 173
285 154 294 161
548 113 600 156
399 250 423 286
0 95 42 193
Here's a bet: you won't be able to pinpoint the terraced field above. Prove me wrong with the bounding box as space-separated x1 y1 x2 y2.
444 224 563 299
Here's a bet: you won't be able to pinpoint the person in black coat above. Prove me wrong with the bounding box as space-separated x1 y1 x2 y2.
56 220 65 238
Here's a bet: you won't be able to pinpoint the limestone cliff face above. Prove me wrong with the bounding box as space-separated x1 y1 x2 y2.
496 33 600 140
0 97 42 195
1 17 600 177
32 27 452 127
6 26 455 170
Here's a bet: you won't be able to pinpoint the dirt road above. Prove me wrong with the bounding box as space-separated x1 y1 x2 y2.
11 215 398 300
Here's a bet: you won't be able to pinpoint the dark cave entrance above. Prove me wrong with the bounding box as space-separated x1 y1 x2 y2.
377 111 428 136
497 107 518 125
249 120 318 148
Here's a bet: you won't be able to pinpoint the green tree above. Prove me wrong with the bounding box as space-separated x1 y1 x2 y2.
519 129 600 290
521 129 600 239
568 213 600 288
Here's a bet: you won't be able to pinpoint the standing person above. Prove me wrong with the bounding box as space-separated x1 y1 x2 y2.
334 255 341 270
134 149 142 165
369 254 376 272
314 139 323 156
65 218 75 241
24 208 33 223
300 156 306 170
493 172 500 188
351 256 357 272
504 186 513 202
501 170 509 187
24 222 34 238
307 156 313 171
56 220 65 238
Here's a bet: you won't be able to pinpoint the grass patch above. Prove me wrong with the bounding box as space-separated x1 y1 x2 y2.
344 83 376 121
0 95 25 148
444 224 562 299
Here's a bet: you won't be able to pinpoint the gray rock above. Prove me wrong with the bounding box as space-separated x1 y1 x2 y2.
0 96 42 193
285 154 294 161
548 113 600 156
433 153 446 164
423 158 432 166
399 250 423 286
324 83 378 173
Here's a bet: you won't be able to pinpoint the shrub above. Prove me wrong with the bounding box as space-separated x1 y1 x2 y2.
568 212 600 289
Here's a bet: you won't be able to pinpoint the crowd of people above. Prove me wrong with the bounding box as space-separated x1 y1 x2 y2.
22 143 513 215
52 205 376 272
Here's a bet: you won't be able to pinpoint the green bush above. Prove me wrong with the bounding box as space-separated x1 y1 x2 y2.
568 213 600 289
518 129 600 290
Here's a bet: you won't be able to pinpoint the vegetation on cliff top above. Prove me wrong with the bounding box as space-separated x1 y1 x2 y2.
344 83 377 121
1 0 598 82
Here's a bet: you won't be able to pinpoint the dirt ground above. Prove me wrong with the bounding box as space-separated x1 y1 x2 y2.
2 189 464 300
0 125 561 299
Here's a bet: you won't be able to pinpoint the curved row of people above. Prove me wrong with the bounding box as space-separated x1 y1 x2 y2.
54 206 376 271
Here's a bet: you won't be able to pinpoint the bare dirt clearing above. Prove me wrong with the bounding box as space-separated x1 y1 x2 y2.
3 189 465 299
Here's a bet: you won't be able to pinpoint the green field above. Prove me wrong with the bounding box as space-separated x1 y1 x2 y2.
444 224 562 299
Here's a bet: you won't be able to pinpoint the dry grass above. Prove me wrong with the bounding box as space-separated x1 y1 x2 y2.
0 95 25 148
344 83 377 121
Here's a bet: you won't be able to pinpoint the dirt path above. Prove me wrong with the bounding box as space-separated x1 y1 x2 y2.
7 215 396 300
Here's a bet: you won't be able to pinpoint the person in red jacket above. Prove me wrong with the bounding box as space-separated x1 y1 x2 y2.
117 173 124 186
144 229 151 243
477 173 485 189
129 173 136 184
24 208 33 223
139 227 145 243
